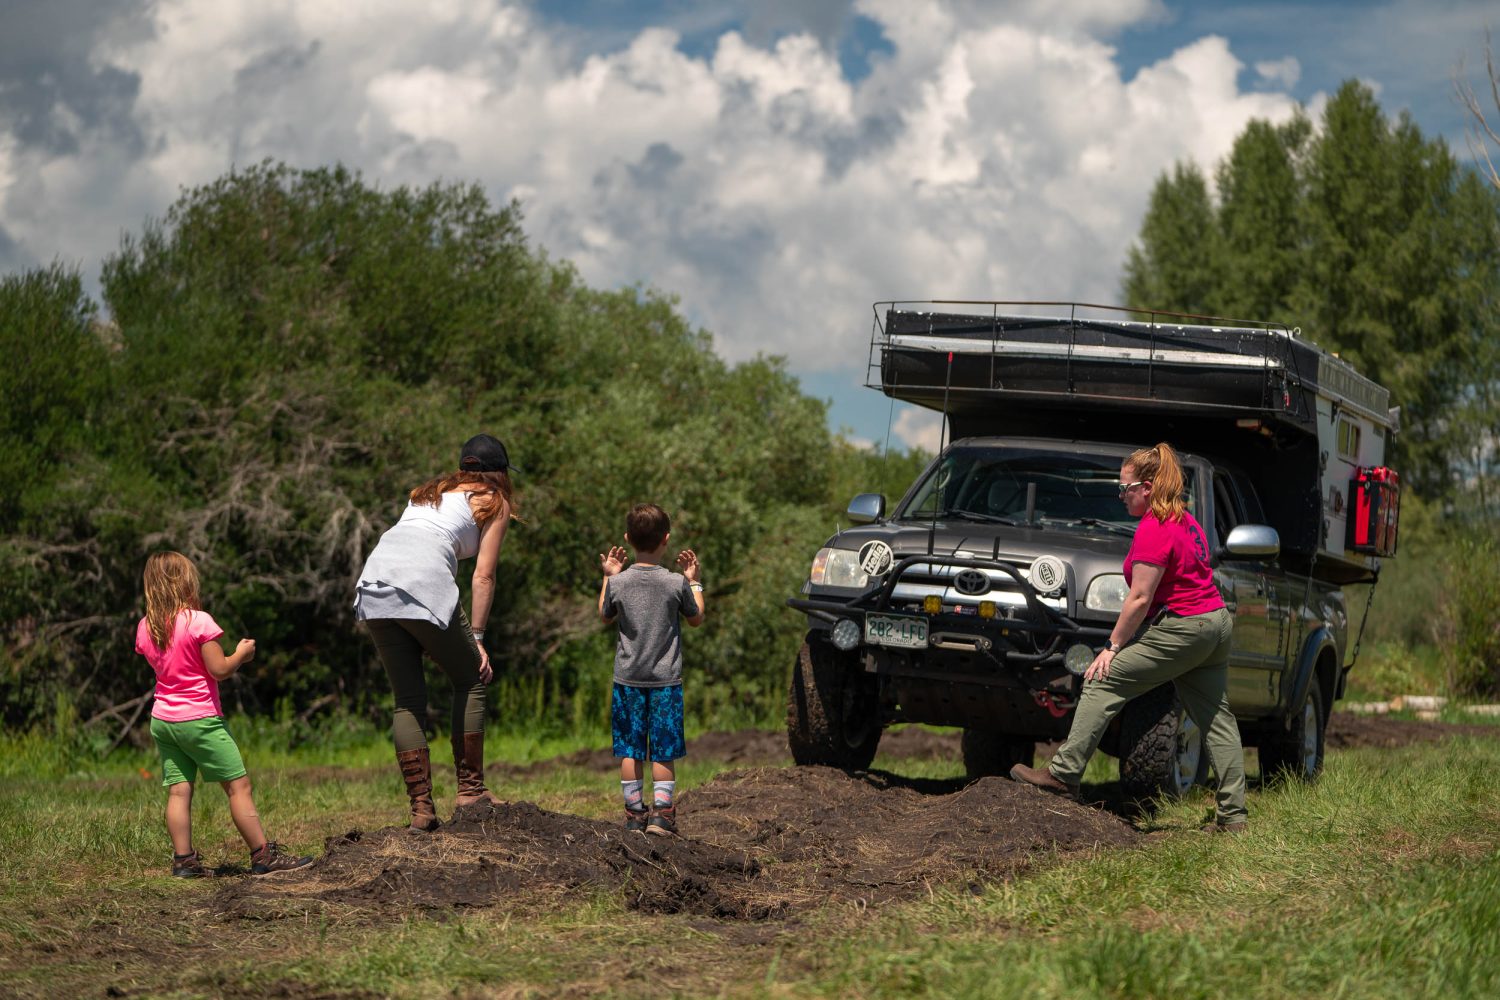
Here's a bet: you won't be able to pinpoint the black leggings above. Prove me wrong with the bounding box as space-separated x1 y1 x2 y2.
365 607 485 753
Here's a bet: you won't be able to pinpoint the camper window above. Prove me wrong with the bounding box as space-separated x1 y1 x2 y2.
1337 419 1361 460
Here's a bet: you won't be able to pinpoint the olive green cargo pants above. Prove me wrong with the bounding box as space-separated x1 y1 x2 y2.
365 607 486 753
1050 606 1248 824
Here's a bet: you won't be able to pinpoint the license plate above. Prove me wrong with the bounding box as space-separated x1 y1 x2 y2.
865 614 928 649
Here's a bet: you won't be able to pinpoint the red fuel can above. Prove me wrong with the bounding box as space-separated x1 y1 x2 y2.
1347 467 1400 556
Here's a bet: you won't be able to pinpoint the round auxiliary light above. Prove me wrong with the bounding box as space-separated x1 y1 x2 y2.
1064 643 1095 676
1030 555 1066 594
831 618 861 651
923 594 943 615
978 601 997 620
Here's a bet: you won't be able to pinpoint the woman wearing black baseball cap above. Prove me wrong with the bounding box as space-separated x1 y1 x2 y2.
354 434 518 830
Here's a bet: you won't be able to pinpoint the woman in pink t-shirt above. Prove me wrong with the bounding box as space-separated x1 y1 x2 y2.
1011 443 1248 831
136 551 311 877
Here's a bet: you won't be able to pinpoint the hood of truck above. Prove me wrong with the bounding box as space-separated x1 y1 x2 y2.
808 519 1131 622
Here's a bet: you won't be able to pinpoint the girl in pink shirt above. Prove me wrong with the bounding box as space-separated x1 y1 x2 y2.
136 552 310 877
1011 443 1248 831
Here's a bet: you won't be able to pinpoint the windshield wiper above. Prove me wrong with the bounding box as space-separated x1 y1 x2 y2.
926 508 1022 526
1055 517 1136 538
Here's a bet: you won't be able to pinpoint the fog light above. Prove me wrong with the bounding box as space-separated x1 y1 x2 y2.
923 595 942 614
978 601 997 619
831 618 861 651
1064 643 1095 676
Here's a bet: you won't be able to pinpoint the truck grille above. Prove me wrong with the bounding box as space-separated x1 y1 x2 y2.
886 560 1066 614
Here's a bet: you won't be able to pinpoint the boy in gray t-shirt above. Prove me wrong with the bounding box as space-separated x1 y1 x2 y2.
598 503 706 836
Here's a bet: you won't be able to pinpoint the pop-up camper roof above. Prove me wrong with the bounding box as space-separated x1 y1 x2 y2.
869 302 1399 583
874 302 1396 441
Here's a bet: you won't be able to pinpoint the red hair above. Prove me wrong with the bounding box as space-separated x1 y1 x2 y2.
1126 442 1188 522
409 470 517 524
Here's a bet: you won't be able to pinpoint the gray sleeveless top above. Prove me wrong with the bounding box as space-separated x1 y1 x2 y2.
354 491 481 627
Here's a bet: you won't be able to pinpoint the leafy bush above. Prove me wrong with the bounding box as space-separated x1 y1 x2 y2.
0 161 927 736
1439 530 1500 698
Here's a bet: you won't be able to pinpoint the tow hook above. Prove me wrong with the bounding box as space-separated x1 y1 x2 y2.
1033 690 1076 718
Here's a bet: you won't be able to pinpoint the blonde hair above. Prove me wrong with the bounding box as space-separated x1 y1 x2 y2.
1126 442 1188 523
143 551 202 651
408 469 517 525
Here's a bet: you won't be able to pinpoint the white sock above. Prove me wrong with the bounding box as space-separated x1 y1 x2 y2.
621 779 644 810
653 780 675 809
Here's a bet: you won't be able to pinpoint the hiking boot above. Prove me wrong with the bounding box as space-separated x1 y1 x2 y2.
171 850 208 878
453 731 503 809
624 805 649 833
1009 763 1080 800
1201 821 1248 834
249 841 312 875
646 804 677 837
397 747 440 831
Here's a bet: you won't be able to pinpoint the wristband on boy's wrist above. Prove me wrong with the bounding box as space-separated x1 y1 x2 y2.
689 582 704 592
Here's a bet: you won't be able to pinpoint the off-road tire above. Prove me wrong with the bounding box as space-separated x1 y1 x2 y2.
961 729 1036 780
1258 674 1325 784
1118 683 1205 802
786 638 881 770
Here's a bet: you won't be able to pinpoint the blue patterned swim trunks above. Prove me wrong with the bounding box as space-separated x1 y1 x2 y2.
611 683 685 762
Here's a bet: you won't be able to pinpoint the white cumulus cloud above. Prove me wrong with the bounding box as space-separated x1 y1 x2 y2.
1 0 1303 388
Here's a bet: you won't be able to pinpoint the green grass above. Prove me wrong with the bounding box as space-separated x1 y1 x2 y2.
2 724 1498 998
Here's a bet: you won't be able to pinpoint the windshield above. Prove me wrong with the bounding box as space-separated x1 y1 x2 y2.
897 444 1197 530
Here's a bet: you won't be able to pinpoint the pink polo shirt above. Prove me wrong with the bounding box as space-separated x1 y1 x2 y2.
135 609 226 722
1123 510 1224 617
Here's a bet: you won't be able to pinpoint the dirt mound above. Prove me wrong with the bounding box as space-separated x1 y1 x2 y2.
218 765 1135 923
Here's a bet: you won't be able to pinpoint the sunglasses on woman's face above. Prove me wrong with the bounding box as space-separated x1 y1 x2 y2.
1117 481 1148 497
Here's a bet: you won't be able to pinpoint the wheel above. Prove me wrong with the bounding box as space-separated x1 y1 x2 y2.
961 729 1036 780
1258 674 1325 784
786 637 881 769
1118 683 1206 801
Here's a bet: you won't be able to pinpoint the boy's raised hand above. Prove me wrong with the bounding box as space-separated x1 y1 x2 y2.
600 545 629 577
676 548 700 583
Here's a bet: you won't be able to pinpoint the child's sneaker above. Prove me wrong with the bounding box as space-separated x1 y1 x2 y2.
646 804 677 837
171 850 208 878
249 841 312 875
624 805 649 833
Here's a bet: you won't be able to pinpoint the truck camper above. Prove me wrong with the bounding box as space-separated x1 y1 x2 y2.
787 301 1400 798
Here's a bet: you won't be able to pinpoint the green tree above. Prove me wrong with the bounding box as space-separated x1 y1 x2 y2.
1124 80 1500 499
1121 162 1225 317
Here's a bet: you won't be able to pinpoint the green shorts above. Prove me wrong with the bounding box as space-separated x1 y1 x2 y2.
151 716 248 787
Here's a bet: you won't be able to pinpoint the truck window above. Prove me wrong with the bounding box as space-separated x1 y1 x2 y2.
899 445 1194 527
1212 471 1244 546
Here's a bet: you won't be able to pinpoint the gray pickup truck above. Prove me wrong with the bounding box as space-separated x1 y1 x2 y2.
787 304 1400 799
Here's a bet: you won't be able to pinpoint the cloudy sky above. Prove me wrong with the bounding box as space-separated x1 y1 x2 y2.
2 0 1495 449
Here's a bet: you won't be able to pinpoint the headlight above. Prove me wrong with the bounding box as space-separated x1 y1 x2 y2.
809 548 869 588
1084 574 1129 612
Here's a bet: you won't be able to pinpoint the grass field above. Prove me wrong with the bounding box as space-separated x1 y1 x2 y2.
2 718 1498 999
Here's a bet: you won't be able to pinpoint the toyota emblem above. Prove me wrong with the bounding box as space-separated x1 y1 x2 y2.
953 569 990 596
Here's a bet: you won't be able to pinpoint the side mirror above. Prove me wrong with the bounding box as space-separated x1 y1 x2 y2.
847 493 885 525
1223 524 1280 560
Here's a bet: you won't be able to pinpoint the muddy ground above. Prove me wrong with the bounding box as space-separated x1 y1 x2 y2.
217 712 1495 925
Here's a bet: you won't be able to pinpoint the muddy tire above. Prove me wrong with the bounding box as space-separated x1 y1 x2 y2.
961 729 1035 780
1258 675 1325 783
1118 683 1205 801
786 637 881 770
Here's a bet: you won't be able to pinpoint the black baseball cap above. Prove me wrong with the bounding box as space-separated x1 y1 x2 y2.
460 434 519 474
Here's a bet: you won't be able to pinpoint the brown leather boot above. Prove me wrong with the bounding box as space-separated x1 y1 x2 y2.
396 747 440 831
452 730 502 809
1009 763 1080 800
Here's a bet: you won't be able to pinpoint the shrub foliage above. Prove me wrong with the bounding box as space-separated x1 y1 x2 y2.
0 162 926 731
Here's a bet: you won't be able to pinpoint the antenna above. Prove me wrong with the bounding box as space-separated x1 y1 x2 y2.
929 350 954 556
